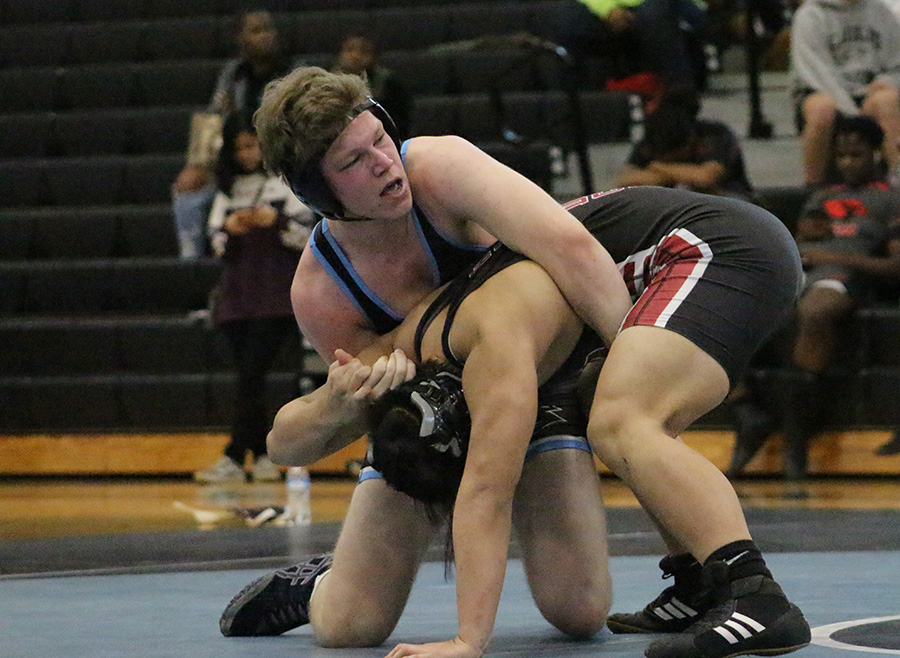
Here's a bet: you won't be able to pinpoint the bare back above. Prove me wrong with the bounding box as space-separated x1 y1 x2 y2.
390 259 585 385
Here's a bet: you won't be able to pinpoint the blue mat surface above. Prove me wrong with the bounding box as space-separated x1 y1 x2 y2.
3 552 899 657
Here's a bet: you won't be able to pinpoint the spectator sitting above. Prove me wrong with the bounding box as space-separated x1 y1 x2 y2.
616 88 754 199
171 8 300 260
790 0 900 187
727 115 900 478
193 111 315 484
551 0 709 94
331 32 412 137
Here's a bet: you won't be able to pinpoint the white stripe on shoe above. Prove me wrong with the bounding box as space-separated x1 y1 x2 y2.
713 612 767 644
654 598 700 620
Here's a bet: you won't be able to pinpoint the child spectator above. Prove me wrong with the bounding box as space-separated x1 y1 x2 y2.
193 112 315 484
728 115 900 478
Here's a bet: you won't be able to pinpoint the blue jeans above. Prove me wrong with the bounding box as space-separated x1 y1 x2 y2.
172 184 215 259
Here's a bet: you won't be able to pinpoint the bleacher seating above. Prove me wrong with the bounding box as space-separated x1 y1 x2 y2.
0 0 631 437
3 0 896 477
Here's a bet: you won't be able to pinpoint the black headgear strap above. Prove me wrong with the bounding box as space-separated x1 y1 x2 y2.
408 368 471 460
284 97 402 220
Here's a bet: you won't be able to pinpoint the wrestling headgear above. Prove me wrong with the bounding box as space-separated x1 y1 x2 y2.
368 365 471 506
284 97 402 219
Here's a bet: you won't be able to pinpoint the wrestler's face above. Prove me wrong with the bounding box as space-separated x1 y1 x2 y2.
320 111 412 221
834 132 877 186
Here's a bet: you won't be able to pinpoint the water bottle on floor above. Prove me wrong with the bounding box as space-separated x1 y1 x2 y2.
285 466 312 526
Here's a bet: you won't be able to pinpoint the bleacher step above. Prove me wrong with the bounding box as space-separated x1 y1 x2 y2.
1 430 897 477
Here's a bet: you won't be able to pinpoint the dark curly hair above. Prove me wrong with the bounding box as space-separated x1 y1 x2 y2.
367 361 470 515
367 361 471 572
834 114 884 150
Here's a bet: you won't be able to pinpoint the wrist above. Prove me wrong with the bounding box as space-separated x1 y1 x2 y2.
455 635 485 658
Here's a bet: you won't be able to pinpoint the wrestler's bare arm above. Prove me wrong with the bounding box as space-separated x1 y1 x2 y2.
290 247 383 359
389 265 580 657
453 337 538 655
266 341 412 466
406 136 632 344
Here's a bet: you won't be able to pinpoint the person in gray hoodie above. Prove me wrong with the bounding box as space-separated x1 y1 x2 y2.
791 0 900 185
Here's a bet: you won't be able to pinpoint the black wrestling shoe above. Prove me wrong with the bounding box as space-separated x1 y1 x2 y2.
644 562 810 658
220 553 333 636
606 554 706 634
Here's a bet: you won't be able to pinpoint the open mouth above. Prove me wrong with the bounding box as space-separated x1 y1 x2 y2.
381 178 403 197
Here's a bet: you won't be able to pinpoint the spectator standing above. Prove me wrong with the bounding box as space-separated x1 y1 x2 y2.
172 9 299 259
791 0 900 186
728 115 900 478
331 32 413 138
617 88 754 199
194 112 315 484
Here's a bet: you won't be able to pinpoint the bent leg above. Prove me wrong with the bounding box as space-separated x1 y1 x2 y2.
800 93 838 185
792 284 854 373
172 182 214 259
310 478 439 647
513 447 612 638
587 325 747 562
862 86 900 174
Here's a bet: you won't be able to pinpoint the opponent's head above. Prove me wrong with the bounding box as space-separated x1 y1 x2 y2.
254 66 403 219
367 361 471 513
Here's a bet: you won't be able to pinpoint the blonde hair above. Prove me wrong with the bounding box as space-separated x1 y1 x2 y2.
253 66 370 178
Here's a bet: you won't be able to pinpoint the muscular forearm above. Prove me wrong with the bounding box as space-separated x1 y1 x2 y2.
548 232 633 344
411 136 633 345
452 486 514 653
267 388 366 466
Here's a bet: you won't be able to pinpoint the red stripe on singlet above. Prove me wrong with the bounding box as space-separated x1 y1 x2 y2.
625 232 707 328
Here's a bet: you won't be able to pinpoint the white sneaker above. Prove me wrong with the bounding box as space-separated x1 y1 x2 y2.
194 456 246 484
251 456 282 483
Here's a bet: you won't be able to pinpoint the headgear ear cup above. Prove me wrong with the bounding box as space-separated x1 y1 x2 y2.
368 366 470 505
285 98 403 219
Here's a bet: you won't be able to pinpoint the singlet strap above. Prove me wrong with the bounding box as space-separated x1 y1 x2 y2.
413 242 507 369
413 275 466 366
310 222 402 334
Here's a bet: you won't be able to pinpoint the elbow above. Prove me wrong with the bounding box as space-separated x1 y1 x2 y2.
266 427 293 466
557 227 598 265
267 409 306 466
459 461 520 511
